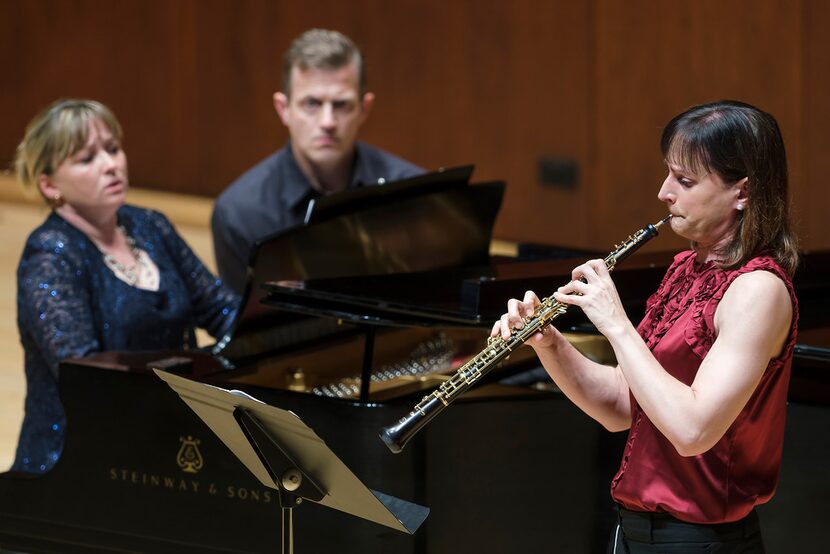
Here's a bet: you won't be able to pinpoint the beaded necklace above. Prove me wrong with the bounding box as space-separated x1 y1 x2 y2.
102 226 158 289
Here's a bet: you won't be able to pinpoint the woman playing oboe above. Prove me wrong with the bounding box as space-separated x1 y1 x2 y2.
492 100 798 553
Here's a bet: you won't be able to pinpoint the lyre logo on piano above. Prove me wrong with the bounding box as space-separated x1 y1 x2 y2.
177 435 204 474
107 435 273 504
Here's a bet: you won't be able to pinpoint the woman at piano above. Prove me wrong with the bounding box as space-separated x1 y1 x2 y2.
493 100 797 553
11 99 240 474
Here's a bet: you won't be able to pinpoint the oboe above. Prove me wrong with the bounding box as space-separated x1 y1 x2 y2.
379 215 672 453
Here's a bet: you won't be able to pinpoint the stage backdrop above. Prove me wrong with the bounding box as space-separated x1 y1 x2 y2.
1 0 827 252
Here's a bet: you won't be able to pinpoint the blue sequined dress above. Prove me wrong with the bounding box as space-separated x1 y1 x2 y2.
13 205 240 474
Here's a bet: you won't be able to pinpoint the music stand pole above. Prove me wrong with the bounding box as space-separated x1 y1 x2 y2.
280 491 294 554
234 407 325 554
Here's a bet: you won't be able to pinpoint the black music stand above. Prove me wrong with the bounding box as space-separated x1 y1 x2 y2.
154 369 429 554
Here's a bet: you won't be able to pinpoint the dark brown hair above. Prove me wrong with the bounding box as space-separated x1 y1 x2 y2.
661 100 798 276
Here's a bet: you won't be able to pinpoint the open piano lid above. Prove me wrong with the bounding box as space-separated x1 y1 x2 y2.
260 250 677 329
213 165 505 358
263 245 830 405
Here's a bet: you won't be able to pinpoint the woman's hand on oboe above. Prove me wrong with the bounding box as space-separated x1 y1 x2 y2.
553 259 629 337
490 290 560 348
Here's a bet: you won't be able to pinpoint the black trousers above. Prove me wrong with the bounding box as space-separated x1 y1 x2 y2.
607 507 765 553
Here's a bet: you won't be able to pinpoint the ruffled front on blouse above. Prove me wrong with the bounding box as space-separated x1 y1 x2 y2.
638 250 798 363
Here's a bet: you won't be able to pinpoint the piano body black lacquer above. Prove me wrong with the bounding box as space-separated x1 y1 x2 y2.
0 167 828 554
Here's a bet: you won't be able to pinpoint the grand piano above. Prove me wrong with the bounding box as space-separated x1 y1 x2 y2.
0 168 828 553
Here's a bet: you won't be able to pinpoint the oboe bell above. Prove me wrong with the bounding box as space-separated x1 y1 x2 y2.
379 216 671 454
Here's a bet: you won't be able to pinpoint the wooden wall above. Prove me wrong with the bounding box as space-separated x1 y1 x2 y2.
1 0 828 252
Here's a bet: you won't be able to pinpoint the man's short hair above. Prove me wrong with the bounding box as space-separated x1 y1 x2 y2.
282 29 366 97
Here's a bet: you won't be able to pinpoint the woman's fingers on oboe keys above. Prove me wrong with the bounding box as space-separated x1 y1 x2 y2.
512 292 541 324
490 319 502 338
491 300 518 339
500 309 517 340
522 290 542 315
491 292 541 340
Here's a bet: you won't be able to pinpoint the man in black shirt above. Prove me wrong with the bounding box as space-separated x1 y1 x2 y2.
212 29 423 293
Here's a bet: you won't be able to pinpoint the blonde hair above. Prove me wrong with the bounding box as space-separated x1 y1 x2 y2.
15 99 123 204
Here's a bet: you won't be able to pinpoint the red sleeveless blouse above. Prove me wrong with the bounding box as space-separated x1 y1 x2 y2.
610 251 798 523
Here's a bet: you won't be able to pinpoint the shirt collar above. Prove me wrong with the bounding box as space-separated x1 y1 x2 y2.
350 142 377 187
282 142 319 212
282 141 376 212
